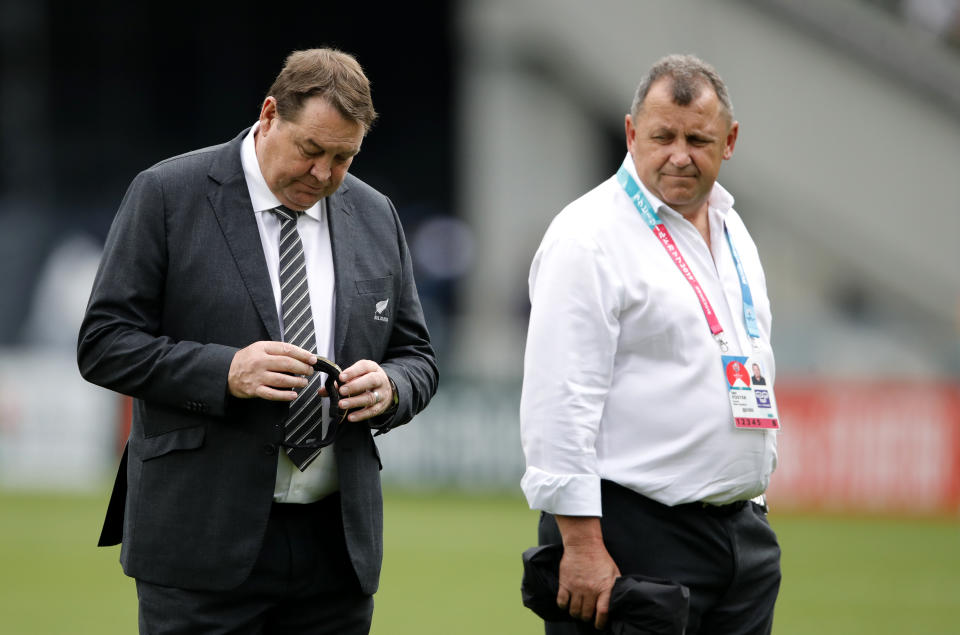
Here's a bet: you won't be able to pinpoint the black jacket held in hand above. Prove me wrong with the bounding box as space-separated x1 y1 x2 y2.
521 544 690 635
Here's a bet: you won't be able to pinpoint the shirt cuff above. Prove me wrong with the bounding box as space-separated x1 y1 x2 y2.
520 466 602 516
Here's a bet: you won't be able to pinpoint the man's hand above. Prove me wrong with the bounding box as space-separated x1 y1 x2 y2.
319 359 393 422
555 515 621 630
228 341 317 400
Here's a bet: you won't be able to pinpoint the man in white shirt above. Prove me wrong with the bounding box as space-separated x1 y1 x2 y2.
521 54 780 634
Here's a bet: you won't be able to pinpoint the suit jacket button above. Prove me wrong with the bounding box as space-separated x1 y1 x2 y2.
263 444 278 456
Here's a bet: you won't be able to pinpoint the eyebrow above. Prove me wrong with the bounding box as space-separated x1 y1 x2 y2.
301 138 360 156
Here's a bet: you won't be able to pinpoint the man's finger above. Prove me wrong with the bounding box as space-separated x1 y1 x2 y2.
261 354 314 377
338 380 389 413
338 359 378 382
567 593 584 621
556 587 570 611
264 341 317 366
339 387 382 410
344 398 385 421
255 385 299 401
579 594 597 623
595 588 612 630
264 371 308 390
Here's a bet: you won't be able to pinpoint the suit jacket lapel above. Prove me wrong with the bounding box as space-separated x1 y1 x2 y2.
328 182 358 361
207 130 282 342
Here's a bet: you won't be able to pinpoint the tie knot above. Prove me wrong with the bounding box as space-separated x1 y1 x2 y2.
272 205 302 222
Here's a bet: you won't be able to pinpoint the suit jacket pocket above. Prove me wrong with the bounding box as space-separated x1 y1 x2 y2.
355 275 392 295
351 276 395 347
140 425 206 461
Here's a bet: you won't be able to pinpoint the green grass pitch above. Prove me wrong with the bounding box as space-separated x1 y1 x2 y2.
1 489 957 633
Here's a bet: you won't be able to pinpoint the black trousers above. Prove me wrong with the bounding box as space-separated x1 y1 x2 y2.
539 480 781 635
136 493 373 635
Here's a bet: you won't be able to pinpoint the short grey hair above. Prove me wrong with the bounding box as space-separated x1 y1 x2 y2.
268 48 378 132
630 54 734 121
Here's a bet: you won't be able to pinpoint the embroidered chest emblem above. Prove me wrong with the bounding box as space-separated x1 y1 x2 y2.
374 299 390 322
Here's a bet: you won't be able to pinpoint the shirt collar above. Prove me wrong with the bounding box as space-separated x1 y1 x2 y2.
619 152 734 219
241 123 324 221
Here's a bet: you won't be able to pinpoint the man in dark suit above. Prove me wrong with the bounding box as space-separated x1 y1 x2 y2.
78 48 438 633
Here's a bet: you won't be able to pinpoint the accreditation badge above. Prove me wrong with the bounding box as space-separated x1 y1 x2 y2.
721 355 780 429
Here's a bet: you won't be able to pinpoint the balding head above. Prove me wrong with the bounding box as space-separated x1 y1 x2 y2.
630 54 733 124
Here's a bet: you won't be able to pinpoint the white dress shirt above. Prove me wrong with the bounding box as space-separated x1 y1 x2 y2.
241 124 339 503
520 154 778 516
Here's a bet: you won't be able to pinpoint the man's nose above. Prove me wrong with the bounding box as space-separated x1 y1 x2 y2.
669 143 692 168
310 157 332 182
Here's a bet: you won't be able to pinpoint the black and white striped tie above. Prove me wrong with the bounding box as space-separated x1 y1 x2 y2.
273 205 328 471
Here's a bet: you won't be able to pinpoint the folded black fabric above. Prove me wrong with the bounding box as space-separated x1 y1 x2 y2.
521 544 690 635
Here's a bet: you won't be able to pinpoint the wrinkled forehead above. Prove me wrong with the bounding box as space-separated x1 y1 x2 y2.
642 87 731 137
641 76 732 125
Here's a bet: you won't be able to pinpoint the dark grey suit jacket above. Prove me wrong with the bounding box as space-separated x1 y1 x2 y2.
77 129 438 594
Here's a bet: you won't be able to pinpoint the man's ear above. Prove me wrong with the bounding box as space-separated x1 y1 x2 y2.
723 121 739 161
258 96 279 134
625 113 636 154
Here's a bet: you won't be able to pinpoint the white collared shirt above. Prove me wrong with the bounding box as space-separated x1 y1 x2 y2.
520 154 778 516
240 123 339 503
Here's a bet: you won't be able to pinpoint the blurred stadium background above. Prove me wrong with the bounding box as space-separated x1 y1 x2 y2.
1 0 958 632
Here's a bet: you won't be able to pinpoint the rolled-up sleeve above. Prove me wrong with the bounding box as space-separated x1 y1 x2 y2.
520 226 622 516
